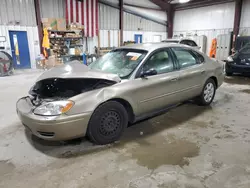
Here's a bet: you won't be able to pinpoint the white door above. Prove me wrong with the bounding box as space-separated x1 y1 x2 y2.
153 35 162 42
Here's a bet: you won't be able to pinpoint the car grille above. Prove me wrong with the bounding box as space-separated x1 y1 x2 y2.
37 131 55 137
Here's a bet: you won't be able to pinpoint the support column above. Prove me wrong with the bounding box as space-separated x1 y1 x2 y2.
34 0 43 53
119 0 124 46
167 5 174 39
233 0 243 38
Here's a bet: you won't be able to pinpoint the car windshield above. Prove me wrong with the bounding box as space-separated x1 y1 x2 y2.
239 44 250 54
89 49 147 78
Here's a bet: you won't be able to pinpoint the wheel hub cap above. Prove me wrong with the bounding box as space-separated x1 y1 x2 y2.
204 83 214 103
100 111 121 136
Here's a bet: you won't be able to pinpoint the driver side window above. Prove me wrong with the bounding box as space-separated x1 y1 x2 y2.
143 49 174 75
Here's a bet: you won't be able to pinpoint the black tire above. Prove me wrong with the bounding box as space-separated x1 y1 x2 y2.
196 78 216 106
225 65 233 76
87 101 128 145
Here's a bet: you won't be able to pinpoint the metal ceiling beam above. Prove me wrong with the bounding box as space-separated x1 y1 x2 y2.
124 3 162 11
150 0 174 38
99 0 167 25
233 0 243 37
167 5 174 38
149 0 170 11
34 0 43 53
175 0 235 11
119 0 124 46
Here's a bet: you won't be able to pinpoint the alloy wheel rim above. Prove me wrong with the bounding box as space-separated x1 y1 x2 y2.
204 83 214 103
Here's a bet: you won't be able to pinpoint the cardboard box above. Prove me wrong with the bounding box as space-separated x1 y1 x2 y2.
57 18 66 31
42 18 57 30
69 23 78 30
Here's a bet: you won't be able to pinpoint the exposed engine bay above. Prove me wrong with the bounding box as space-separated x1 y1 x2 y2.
29 78 116 106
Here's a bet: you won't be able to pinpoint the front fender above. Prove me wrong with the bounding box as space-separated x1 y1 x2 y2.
66 87 137 116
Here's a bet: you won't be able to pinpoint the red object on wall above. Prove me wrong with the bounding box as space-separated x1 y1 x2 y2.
209 38 217 58
66 0 99 37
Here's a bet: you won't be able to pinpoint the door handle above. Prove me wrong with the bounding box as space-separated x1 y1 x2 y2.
201 70 206 74
170 77 178 82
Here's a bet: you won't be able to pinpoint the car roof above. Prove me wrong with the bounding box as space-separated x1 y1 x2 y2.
162 39 180 42
117 43 188 53
163 38 195 41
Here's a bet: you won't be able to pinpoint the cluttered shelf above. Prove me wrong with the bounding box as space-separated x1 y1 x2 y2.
50 44 83 47
49 30 78 33
49 37 82 40
39 18 86 69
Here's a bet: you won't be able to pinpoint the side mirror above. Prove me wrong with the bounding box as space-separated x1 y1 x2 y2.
140 68 157 78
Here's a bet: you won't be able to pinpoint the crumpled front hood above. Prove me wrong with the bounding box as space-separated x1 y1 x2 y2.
37 61 121 83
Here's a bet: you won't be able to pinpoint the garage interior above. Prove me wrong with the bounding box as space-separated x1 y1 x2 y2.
0 0 250 187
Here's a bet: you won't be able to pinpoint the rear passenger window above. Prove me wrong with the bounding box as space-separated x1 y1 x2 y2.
192 51 205 63
172 48 198 69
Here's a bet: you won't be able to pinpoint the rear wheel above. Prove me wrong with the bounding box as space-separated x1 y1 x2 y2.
87 101 128 145
196 79 216 106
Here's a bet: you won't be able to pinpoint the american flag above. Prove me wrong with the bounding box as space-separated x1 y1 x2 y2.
66 0 99 37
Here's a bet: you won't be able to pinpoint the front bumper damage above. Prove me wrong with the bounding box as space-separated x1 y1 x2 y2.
16 97 91 141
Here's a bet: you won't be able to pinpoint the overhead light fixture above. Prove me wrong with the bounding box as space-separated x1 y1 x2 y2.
179 0 190 3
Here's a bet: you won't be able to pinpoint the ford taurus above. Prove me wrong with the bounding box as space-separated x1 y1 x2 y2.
16 43 224 145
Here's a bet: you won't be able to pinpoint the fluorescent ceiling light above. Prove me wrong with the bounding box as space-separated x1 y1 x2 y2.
179 0 191 3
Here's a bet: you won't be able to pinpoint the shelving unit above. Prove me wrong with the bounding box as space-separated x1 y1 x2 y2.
49 37 82 40
48 30 85 64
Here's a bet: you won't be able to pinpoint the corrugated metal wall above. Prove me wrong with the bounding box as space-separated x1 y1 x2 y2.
239 0 250 35
173 2 235 55
124 12 165 32
124 5 167 24
99 30 167 47
39 0 65 18
0 0 36 26
174 2 235 31
99 3 120 30
98 3 166 48
99 3 165 32
123 31 167 42
0 26 40 69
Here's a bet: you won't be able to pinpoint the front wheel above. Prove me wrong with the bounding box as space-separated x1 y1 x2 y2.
87 101 128 145
196 79 216 106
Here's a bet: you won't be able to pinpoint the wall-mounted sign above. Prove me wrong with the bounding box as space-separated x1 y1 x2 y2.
0 36 6 42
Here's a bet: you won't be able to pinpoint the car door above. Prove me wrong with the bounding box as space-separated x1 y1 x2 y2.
170 47 206 101
132 48 181 115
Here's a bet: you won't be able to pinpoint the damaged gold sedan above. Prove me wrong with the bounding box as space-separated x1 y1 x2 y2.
16 43 224 144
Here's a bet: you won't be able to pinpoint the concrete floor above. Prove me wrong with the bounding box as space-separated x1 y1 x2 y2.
0 71 250 188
